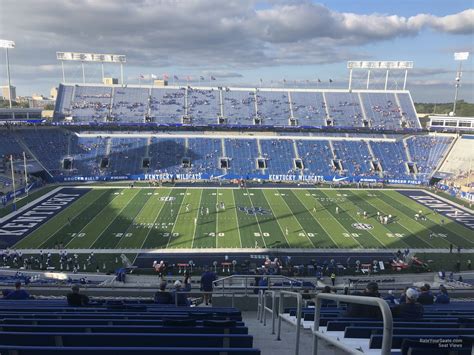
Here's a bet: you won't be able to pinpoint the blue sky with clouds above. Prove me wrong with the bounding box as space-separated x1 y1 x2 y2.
0 0 472 102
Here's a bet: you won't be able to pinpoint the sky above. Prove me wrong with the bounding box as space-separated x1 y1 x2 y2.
0 0 473 102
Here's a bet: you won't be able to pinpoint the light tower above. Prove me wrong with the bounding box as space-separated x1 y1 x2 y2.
0 39 15 109
452 52 469 116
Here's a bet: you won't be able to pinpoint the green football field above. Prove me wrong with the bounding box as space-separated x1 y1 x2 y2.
11 187 474 250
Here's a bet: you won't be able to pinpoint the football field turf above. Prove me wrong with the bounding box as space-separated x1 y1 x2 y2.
10 187 474 251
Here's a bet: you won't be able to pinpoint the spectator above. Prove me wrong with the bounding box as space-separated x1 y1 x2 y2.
200 267 217 306
384 290 396 304
258 277 268 291
468 259 472 270
392 288 424 320
154 281 172 304
435 285 450 304
67 284 89 306
345 282 381 318
183 271 192 292
172 280 188 306
399 287 409 304
417 284 434 305
4 281 31 300
330 272 336 286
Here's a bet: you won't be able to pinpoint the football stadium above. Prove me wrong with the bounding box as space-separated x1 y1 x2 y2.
0 1 473 354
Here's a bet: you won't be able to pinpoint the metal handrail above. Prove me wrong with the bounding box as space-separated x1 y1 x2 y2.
262 290 277 334
277 291 302 355
214 274 303 295
312 294 393 355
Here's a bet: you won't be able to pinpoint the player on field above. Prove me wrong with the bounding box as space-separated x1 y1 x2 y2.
336 206 339 214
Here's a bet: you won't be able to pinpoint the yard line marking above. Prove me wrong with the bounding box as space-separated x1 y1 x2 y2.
132 189 172 262
86 189 141 249
244 188 267 248
166 189 190 249
32 189 107 248
62 190 125 248
276 190 315 248
109 192 155 248
295 190 362 248
258 190 290 248
191 189 203 249
230 190 243 248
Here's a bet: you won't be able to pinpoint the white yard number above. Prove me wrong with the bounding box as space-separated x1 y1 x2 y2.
70 233 85 238
343 233 360 238
386 233 405 238
114 233 133 238
160 196 176 201
254 232 270 237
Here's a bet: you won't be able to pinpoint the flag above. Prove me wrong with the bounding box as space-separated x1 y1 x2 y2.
329 79 333 83
318 78 321 83
283 78 287 83
163 73 169 80
211 76 216 81
151 74 157 80
139 74 144 79
174 75 179 80
200 76 205 81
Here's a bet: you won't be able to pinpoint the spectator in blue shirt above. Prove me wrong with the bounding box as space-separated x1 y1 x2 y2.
4 281 31 300
383 290 396 304
417 284 434 305
201 267 217 306
435 285 450 304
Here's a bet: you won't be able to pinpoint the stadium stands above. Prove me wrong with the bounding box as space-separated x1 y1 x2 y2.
54 84 421 131
4 130 454 182
0 299 260 354
282 301 474 354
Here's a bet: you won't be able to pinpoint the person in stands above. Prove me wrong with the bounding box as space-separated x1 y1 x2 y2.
417 284 434 305
200 267 217 306
392 288 424 319
67 284 89 306
435 285 450 304
4 281 31 300
154 281 172 304
346 282 381 318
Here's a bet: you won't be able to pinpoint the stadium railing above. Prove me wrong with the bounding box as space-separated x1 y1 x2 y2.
257 290 277 334
312 293 393 355
276 291 302 355
214 275 305 295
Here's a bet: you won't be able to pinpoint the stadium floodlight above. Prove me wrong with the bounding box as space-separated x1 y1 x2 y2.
452 52 470 116
347 61 414 90
56 51 126 85
0 39 16 111
0 39 15 49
